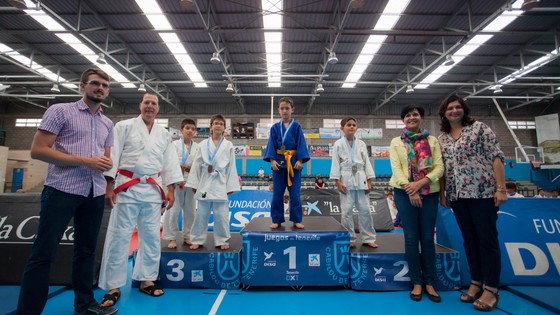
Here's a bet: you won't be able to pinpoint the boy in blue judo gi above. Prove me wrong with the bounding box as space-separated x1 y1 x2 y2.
263 97 310 229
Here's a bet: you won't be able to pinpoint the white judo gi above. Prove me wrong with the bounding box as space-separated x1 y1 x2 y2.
186 137 240 247
330 137 377 243
162 139 200 243
99 115 183 290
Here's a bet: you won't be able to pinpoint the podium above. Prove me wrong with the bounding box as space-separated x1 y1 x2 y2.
240 217 350 288
155 233 242 289
350 234 461 291
150 217 461 291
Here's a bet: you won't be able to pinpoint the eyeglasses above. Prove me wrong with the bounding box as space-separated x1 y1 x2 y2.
85 80 110 89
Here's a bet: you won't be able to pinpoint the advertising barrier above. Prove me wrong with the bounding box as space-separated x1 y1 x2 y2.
210 189 394 232
436 199 560 286
0 193 110 285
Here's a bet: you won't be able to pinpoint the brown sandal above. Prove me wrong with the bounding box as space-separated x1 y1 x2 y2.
461 281 483 303
474 288 500 312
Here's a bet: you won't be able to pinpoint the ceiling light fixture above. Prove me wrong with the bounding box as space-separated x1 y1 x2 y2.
138 84 146 93
405 84 414 94
443 55 455 66
316 83 325 93
225 83 234 92
96 53 107 64
50 84 60 93
327 52 338 64
493 85 503 94
351 0 365 9
210 52 220 64
521 0 539 11
180 0 194 10
9 0 27 9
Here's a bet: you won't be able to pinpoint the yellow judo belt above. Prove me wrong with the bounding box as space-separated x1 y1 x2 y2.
276 149 297 187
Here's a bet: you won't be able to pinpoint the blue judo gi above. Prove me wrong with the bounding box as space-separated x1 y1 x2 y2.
263 120 310 224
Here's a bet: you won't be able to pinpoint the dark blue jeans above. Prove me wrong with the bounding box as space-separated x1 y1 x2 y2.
394 189 439 286
450 198 501 288
17 186 105 315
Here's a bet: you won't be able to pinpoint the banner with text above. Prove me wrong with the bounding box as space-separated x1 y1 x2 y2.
436 199 560 286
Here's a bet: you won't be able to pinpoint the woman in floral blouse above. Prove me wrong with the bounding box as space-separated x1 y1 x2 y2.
438 94 507 312
389 105 444 303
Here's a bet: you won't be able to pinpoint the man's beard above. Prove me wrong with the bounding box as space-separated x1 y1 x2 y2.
86 92 105 103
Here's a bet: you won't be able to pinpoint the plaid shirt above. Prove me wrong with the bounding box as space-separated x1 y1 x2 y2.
39 99 114 197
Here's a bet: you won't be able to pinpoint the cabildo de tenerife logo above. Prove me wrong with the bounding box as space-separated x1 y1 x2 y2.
435 252 461 289
325 232 350 284
241 239 259 281
350 254 370 285
207 252 241 289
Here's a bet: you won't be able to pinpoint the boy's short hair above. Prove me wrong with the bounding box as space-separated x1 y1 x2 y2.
181 118 196 129
505 182 517 190
340 117 357 127
210 114 226 126
278 97 294 108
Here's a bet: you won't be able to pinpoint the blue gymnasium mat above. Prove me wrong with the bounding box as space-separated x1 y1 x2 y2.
507 286 560 314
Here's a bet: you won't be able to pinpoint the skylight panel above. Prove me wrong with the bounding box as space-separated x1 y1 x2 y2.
0 42 78 89
135 0 207 87
342 1 410 88
262 0 283 87
416 0 525 89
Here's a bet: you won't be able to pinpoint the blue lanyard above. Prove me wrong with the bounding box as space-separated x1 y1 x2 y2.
207 137 224 164
344 136 356 163
279 119 294 146
181 140 192 165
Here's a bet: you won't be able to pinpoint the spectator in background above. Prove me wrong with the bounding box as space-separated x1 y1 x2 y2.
258 166 265 179
314 174 326 189
534 188 546 198
505 182 524 198
551 190 559 198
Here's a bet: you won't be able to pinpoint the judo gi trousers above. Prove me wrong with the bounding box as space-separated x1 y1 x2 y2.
340 190 377 243
271 167 302 224
190 200 230 246
98 201 162 290
163 187 196 242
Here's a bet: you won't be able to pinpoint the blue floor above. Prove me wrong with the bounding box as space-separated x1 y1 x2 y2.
2 259 557 315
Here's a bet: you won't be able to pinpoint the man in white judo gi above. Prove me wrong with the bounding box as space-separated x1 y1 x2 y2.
99 92 183 306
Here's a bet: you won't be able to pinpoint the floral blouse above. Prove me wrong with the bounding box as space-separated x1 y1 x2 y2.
438 121 504 202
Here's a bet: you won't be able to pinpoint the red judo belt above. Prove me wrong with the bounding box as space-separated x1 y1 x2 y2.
113 169 166 200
